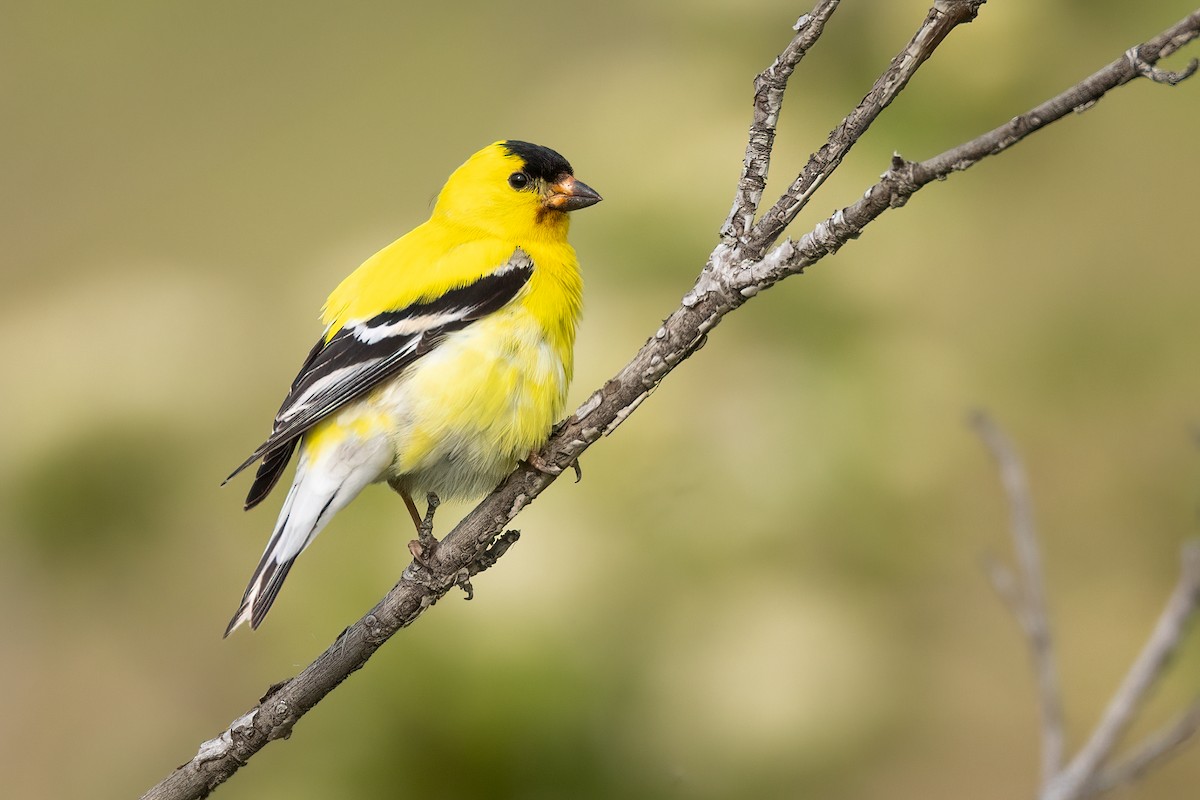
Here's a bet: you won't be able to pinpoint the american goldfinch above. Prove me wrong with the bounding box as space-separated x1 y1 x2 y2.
224 140 601 634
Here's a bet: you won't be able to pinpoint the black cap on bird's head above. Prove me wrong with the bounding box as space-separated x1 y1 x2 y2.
503 140 573 182
503 140 602 212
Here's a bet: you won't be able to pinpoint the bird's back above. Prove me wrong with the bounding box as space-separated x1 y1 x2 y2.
322 216 583 363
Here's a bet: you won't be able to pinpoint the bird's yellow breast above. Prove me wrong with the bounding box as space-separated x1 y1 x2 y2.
378 301 570 497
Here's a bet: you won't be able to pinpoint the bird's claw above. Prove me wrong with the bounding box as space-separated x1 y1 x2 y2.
406 537 432 566
524 450 560 474
525 450 582 483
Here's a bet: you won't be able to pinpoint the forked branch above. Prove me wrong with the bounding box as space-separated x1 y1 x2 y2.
721 0 841 244
743 0 987 259
973 412 1200 800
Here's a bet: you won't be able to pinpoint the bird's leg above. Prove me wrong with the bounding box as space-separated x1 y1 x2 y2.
387 478 423 533
388 480 441 567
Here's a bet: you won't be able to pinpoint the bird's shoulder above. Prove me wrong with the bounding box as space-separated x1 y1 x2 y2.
322 217 583 336
322 220 542 333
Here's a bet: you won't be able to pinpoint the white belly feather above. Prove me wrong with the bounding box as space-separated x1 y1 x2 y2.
370 306 568 499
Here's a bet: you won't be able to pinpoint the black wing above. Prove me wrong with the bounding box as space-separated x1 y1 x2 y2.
227 248 534 509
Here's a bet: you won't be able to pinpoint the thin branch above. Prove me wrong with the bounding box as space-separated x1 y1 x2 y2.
142 9 1200 800
1044 541 1200 800
734 10 1200 295
720 0 842 245
973 418 1200 799
1090 701 1200 795
981 553 1024 618
971 411 1066 785
744 0 987 259
975 419 1200 799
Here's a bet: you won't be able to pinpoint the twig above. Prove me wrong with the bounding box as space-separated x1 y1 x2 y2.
971 411 1066 785
981 553 1023 618
733 10 1200 297
1126 45 1199 85
720 0 842 245
1044 541 1200 800
744 0 987 258
1090 702 1200 794
141 8 1200 799
973 416 1200 799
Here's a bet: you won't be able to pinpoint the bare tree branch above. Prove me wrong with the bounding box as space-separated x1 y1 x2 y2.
720 0 842 245
737 9 1200 297
973 416 1200 800
1091 701 1200 794
981 553 1023 616
744 0 987 258
1045 541 1200 800
142 6 1200 799
971 411 1066 786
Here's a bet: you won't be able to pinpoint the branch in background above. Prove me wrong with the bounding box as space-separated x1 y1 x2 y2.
141 5 1200 799
1091 702 1200 794
972 413 1200 800
971 412 1066 787
1049 542 1200 800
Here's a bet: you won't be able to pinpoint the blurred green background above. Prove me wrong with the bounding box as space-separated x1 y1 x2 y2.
3 1 1199 798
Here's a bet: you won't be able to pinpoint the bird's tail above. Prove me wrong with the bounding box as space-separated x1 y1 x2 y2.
224 455 370 636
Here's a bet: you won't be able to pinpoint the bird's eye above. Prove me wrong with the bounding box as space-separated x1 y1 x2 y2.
508 172 530 190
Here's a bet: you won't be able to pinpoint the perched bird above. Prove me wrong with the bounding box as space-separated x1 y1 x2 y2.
224 140 601 634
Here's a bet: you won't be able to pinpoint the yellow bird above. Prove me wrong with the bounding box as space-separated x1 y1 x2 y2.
224 141 601 634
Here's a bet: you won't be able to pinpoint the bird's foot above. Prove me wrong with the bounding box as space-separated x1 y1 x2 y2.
524 450 582 483
406 492 441 567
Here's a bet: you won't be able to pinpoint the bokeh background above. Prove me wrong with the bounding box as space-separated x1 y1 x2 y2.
3 1 1199 798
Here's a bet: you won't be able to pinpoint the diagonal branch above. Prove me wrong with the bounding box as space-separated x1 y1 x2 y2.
743 0 987 259
720 0 842 245
141 8 1200 800
1090 701 1200 795
972 415 1200 800
1044 541 1200 800
734 9 1200 295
